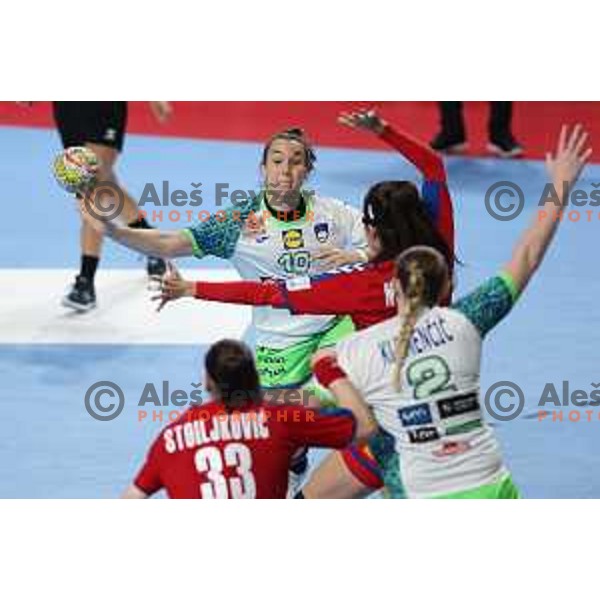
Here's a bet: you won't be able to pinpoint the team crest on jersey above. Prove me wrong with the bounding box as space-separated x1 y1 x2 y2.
282 229 304 250
314 222 330 243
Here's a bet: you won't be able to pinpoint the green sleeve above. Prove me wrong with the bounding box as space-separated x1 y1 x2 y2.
183 196 261 259
451 272 519 338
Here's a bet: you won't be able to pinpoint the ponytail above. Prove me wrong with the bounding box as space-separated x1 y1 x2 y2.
394 260 426 390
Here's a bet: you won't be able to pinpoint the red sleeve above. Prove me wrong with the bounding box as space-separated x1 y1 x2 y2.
282 406 356 449
280 265 375 317
379 125 454 258
133 439 163 496
194 280 287 307
380 124 446 182
194 265 375 320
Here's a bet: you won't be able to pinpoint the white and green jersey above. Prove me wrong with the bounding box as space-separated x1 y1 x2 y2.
336 273 520 498
183 191 366 348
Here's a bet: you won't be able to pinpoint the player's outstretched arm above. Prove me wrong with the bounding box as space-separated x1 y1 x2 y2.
311 351 377 442
155 264 375 319
79 198 193 258
339 108 454 256
504 124 591 294
339 108 445 181
154 266 286 313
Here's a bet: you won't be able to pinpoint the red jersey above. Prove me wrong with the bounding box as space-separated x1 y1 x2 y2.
134 401 356 499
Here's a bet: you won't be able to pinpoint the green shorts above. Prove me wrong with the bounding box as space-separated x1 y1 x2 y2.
435 473 521 499
256 316 355 389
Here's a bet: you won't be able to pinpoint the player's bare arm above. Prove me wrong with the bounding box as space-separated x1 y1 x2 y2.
79 197 193 258
505 124 591 293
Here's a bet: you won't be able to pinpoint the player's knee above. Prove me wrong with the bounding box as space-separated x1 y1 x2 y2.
85 144 118 180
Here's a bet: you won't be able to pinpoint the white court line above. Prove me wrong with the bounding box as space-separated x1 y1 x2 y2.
0 269 251 344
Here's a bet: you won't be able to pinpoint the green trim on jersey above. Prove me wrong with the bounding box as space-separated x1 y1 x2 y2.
181 228 204 258
434 473 521 499
184 190 320 257
498 270 520 303
257 190 316 231
256 315 355 388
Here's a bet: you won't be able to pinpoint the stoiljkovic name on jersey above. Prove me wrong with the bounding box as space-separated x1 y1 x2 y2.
164 411 270 454
162 408 316 454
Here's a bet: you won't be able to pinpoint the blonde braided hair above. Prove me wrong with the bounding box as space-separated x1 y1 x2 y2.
394 260 426 390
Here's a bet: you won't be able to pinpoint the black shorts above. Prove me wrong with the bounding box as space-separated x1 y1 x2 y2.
53 101 128 152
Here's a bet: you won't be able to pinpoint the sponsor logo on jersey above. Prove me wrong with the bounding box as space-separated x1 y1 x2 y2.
314 222 330 243
408 427 440 444
398 403 433 427
437 393 480 419
432 441 472 458
445 419 482 436
282 229 304 250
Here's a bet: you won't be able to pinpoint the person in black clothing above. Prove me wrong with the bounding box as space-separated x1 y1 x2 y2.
52 101 172 311
430 101 523 158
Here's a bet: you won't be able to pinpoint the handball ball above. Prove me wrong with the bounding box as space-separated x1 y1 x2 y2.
53 146 99 194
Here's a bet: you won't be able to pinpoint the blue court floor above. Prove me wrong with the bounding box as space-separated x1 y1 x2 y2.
1 125 599 498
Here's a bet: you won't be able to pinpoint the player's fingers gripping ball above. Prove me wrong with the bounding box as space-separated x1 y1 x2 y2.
53 146 99 194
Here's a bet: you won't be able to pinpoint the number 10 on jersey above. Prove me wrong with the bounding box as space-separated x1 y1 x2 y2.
278 251 311 275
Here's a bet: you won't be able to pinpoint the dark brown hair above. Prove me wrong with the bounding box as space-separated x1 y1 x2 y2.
205 339 262 409
362 181 452 266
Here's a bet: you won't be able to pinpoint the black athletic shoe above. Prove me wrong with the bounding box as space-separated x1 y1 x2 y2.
147 256 167 279
430 132 468 154
62 275 96 312
487 135 523 158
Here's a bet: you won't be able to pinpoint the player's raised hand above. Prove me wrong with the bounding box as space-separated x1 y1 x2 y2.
546 124 592 194
338 109 386 135
153 262 194 312
149 101 173 124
